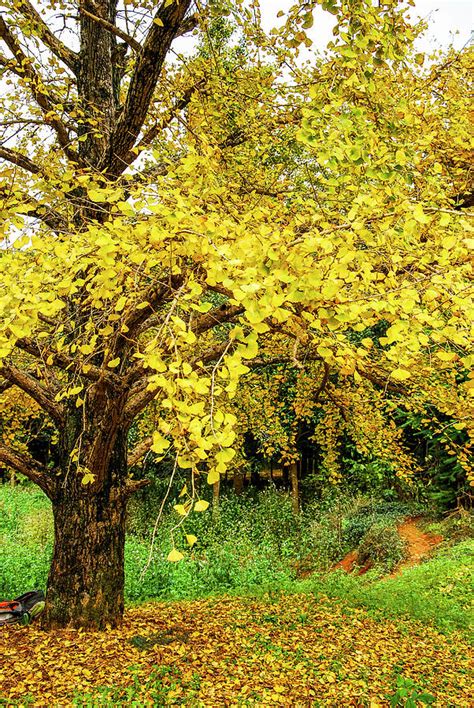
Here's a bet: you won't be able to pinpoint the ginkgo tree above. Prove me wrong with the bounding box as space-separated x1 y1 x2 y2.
0 0 472 629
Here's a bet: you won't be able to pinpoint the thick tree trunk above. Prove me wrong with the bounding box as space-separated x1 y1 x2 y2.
43 409 130 629
44 482 127 629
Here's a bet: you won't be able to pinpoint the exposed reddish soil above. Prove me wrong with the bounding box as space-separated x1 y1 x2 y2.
333 518 444 578
391 517 443 576
333 550 358 573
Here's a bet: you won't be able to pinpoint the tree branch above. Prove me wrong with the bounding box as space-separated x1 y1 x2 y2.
0 50 26 78
128 436 152 467
315 362 330 401
107 0 194 177
0 146 44 175
0 17 78 161
194 340 234 366
124 386 156 425
176 13 199 37
0 363 64 425
16 0 78 71
0 379 13 394
131 80 204 159
0 185 68 233
116 274 185 346
124 477 151 496
14 337 121 387
79 5 141 52
0 443 55 498
191 304 244 335
357 367 406 395
454 189 474 210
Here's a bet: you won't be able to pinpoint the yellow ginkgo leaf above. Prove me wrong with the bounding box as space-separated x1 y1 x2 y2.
391 368 411 381
167 548 184 562
207 469 220 485
194 500 209 512
186 534 197 547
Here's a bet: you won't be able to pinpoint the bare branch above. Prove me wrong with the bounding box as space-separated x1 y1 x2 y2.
0 118 49 127
79 6 141 52
124 477 151 496
0 443 55 498
16 0 78 71
0 363 64 425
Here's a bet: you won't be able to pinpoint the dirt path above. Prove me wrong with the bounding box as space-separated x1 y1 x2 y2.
334 517 443 577
392 517 443 576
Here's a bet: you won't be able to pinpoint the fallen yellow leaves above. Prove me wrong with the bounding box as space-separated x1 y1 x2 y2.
0 595 472 706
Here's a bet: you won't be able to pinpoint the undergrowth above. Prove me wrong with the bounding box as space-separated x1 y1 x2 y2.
0 484 472 636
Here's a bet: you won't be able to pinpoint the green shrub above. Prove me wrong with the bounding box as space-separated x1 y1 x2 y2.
357 524 407 572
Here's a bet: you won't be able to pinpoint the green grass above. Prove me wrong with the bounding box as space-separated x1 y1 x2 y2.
1 483 472 637
303 539 474 636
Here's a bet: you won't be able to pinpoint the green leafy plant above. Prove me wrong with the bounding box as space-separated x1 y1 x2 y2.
388 675 436 707
357 523 407 572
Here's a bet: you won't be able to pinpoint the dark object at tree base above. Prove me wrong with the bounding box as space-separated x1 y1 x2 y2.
0 590 45 626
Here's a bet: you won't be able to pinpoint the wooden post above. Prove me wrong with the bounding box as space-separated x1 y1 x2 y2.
289 461 300 515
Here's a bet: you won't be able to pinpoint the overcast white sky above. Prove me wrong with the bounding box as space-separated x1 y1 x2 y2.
257 0 472 52
174 1 472 61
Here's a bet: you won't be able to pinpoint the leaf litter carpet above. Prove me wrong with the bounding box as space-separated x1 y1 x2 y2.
1 595 472 706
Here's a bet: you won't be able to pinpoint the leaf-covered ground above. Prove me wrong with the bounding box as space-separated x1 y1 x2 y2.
1 595 472 706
